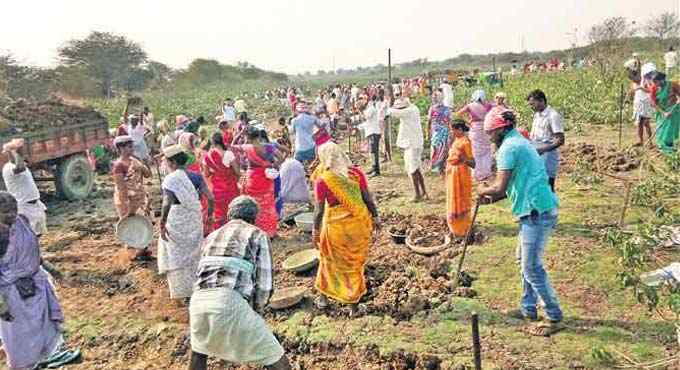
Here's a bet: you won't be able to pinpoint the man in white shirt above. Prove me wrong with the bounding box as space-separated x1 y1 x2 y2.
664 46 677 75
387 98 428 202
527 90 565 192
439 80 454 108
1 139 47 236
360 96 382 177
222 98 237 123
350 85 360 103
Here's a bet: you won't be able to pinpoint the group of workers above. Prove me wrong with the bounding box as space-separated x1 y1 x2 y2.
2 51 679 369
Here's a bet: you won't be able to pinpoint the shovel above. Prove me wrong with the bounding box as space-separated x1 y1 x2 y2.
452 202 481 288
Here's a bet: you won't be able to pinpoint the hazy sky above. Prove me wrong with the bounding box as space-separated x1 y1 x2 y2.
2 0 677 74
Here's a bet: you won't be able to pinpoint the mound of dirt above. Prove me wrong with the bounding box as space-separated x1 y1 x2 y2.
0 96 106 134
562 142 641 173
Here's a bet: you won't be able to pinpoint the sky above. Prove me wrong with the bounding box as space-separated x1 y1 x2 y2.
1 0 677 74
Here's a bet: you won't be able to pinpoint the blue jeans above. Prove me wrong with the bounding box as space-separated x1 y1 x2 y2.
518 209 563 322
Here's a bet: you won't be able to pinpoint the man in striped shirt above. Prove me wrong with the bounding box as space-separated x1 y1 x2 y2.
189 196 291 370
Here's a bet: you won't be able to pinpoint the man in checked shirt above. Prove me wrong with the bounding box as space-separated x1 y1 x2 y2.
188 196 291 370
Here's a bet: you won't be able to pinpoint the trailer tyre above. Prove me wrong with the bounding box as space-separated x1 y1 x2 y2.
56 154 94 200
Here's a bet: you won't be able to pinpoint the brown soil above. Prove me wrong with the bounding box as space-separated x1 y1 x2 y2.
1 96 106 134
561 142 641 173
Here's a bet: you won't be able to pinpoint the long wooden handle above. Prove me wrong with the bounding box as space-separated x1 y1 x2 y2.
452 202 481 288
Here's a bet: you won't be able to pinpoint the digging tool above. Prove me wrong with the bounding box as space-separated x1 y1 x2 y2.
452 202 481 288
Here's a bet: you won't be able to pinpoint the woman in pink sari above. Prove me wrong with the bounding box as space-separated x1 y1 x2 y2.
234 127 279 237
202 133 241 231
456 89 493 181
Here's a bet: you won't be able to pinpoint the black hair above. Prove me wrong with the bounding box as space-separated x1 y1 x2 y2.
653 72 667 82
259 129 270 142
527 89 547 104
246 126 261 141
278 116 287 125
670 46 675 52
239 112 249 122
115 140 133 150
451 119 470 132
212 132 226 149
168 152 189 167
502 110 517 125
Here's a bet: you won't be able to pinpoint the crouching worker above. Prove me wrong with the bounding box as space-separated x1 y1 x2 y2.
189 195 291 370
0 192 80 370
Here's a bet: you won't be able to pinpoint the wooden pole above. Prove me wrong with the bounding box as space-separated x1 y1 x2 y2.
619 182 632 228
618 83 624 148
471 312 482 370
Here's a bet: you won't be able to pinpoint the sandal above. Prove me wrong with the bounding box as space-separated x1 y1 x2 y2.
314 296 329 310
506 309 538 322
527 321 565 337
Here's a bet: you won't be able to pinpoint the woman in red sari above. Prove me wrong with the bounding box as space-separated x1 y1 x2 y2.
234 127 280 237
202 133 241 230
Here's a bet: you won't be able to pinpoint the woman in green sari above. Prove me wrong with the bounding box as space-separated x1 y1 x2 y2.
652 72 680 153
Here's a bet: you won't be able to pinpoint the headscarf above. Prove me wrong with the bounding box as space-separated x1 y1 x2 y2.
113 135 133 147
471 89 486 103
176 115 189 129
623 59 637 70
431 91 443 105
1 138 24 153
178 132 198 151
483 107 513 131
317 141 351 177
641 63 657 79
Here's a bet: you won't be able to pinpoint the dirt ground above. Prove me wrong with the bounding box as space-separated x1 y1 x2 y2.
10 125 679 370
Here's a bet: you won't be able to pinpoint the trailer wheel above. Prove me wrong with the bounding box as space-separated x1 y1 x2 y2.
56 154 94 200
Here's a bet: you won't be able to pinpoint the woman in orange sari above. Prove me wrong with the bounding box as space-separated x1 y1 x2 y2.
312 142 379 307
446 120 475 237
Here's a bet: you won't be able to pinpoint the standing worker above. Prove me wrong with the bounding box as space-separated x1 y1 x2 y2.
478 109 564 337
527 90 565 192
445 120 475 237
664 46 677 76
1 139 47 237
456 90 493 181
362 95 382 177
388 98 428 201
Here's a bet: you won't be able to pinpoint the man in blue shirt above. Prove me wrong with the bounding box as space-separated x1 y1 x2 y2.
478 108 564 337
289 102 320 163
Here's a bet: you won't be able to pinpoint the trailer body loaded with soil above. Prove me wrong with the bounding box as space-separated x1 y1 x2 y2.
0 99 110 200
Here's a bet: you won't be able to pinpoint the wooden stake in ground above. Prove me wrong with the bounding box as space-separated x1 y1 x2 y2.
471 312 482 370
619 182 632 228
452 202 481 288
618 82 624 148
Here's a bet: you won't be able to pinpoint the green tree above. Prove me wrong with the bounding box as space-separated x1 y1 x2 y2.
58 31 147 98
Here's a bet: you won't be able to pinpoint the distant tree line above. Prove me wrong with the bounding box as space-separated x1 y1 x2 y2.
0 31 288 100
299 11 680 79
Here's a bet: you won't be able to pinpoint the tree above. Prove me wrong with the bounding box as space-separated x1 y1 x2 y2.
58 31 147 98
588 16 632 44
644 12 680 43
587 17 634 86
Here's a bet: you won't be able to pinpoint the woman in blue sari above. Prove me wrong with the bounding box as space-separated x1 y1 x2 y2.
428 91 452 175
